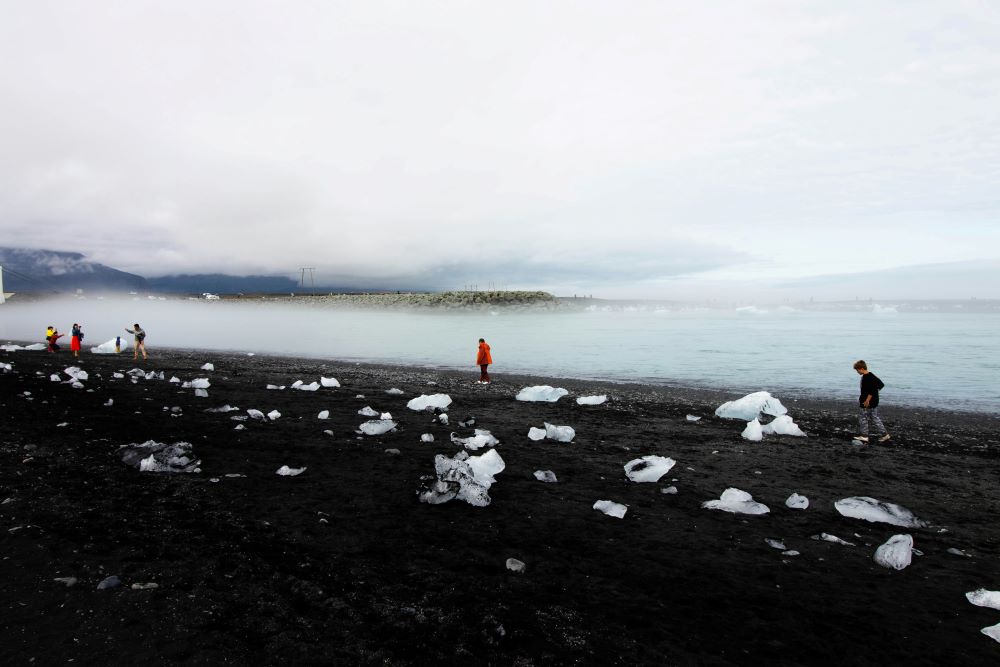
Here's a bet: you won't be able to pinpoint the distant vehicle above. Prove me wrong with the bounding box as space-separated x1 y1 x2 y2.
203 293 220 300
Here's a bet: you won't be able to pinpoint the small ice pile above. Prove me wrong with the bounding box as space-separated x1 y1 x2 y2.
702 488 770 515
623 456 676 483
120 441 200 473
321 377 341 388
534 470 558 483
90 339 119 354
741 419 763 442
874 534 914 570
276 465 307 476
576 395 607 406
418 449 505 507
64 367 89 382
593 500 627 519
407 394 452 411
515 386 568 402
715 391 787 421
451 429 499 450
761 415 807 437
358 406 380 417
785 493 809 510
834 497 926 528
543 423 575 442
360 419 397 436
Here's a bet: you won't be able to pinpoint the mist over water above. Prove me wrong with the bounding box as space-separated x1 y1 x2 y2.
2 298 998 412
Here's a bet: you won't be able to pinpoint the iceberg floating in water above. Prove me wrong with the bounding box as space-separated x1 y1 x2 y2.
702 488 770 515
715 391 788 421
873 534 913 570
761 415 807 437
785 493 809 510
623 455 676 483
418 449 505 507
451 429 499 450
407 394 452 411
320 377 340 388
120 441 200 473
576 395 607 406
544 422 576 442
593 500 627 519
834 496 926 528
741 418 763 441
516 386 568 402
276 465 306 476
360 419 396 436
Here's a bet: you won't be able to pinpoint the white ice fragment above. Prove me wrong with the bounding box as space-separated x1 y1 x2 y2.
355 394 364 398
506 558 526 573
782 550 800 557
982 623 1000 644
234 424 245 430
184 378 211 389
194 388 208 398
873 534 913 570
702 488 770 515
64 367 88 381
516 386 569 402
533 470 558 483
247 409 266 420
421 433 434 443
358 406 380 417
407 394 453 411
386 388 404 395
317 410 330 420
593 500 628 519
761 415 807 437
966 589 1000 610
71 381 84 389
104 399 113 407
267 410 281 421
715 391 788 421
765 538 787 550
576 395 607 405
438 413 449 425
811 533 855 546
266 384 284 390
380 412 392 420
169 376 180 383
418 449 505 507
527 427 546 441
544 422 576 442
360 419 396 436
451 429 499 450
741 418 763 442
320 377 340 388
121 441 199 473
113 372 125 379
205 405 239 413
89 338 119 354
661 486 678 495
686 415 701 422
24 343 46 350
624 456 676 483
201 363 215 371
295 382 320 391
948 548 970 557
834 497 926 528
276 465 306 476
785 493 809 510
291 380 303 388
50 374 61 382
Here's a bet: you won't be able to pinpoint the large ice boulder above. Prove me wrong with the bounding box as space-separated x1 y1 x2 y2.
90 338 119 354
715 391 788 421
624 455 676 483
544 423 575 442
320 377 341 388
516 386 568 402
418 449 505 507
702 488 770 515
120 441 200 473
761 415 807 437
407 394 453 411
450 429 499 450
834 497 926 528
873 534 913 570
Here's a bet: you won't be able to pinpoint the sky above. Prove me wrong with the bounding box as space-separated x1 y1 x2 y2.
1 1 998 299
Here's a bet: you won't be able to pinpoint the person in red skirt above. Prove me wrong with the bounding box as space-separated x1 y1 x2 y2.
476 338 492 384
70 323 84 358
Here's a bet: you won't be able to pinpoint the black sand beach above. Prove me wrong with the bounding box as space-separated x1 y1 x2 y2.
2 347 999 665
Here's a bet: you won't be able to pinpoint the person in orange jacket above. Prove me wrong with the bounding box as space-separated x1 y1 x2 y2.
476 338 492 384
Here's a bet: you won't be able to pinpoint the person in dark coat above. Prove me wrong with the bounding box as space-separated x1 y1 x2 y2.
853 359 890 443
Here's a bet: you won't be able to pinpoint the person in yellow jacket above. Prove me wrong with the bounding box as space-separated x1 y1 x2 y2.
476 338 492 384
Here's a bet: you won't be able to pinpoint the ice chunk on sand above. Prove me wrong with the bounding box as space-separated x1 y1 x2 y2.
267 410 281 421
451 429 499 450
785 493 809 510
358 406 380 417
24 343 46 350
247 409 266 420
593 500 627 518
407 394 453 411
534 470 558 483
182 378 211 389
874 534 913 570
194 388 208 398
715 391 788 421
438 413 449 425
966 589 1000 610
386 388 404 395
624 456 676 483
201 363 214 371
686 415 701 422
702 488 770 515
291 380 303 388
765 538 787 550
266 384 285 390
421 433 434 443
576 395 607 405
50 374 61 382
811 533 855 546
380 412 392 419
317 410 329 420
276 465 306 476
506 558 526 573
295 382 320 392
516 386 569 402
205 405 239 413
64 367 88 381
360 419 396 436
104 399 113 406
742 418 763 441
90 339 119 354
320 377 341 388
120 441 200 473
418 449 505 507
527 427 546 441
761 415 807 437
544 423 576 442
169 376 180 383
834 497 926 528
982 623 1000 644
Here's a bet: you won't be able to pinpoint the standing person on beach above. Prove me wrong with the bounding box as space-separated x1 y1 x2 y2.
125 323 148 361
70 323 84 358
853 360 890 443
476 338 492 384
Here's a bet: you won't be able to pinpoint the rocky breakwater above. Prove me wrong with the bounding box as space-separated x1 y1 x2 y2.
257 290 572 311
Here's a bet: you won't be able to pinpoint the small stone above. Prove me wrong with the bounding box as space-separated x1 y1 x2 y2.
130 582 159 590
506 558 526 573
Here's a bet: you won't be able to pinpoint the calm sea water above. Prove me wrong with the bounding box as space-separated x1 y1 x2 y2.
2 299 998 412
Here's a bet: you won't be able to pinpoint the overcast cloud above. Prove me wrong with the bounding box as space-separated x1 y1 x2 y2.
1 1 998 298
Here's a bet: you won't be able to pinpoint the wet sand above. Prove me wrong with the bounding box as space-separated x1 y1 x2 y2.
2 347 999 665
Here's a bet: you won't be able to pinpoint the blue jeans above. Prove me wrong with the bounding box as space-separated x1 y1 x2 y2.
858 406 887 436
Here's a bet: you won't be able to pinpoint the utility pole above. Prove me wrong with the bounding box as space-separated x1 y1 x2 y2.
298 267 315 294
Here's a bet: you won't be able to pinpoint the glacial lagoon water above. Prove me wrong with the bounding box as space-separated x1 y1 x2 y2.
2 298 998 412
